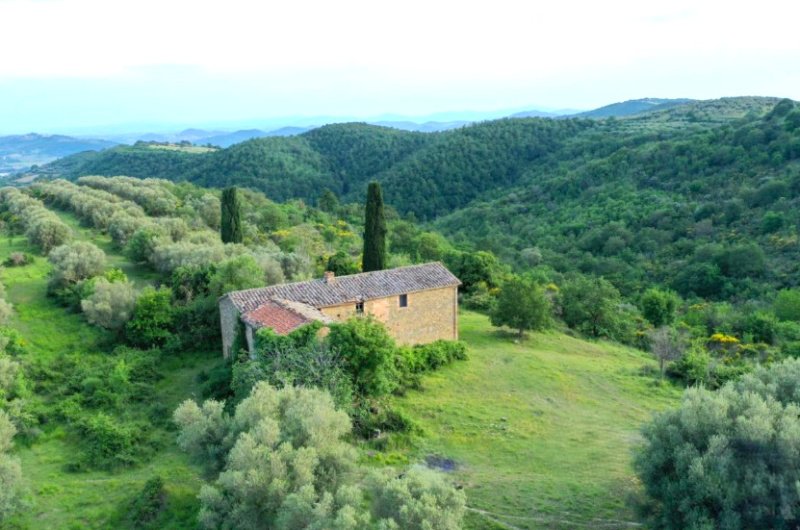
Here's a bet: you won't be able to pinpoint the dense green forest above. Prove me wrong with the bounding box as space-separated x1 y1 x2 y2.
41 97 800 302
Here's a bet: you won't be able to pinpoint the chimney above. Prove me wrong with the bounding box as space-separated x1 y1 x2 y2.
323 271 335 284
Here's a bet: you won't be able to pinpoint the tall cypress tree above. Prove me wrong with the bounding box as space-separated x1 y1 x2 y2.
220 186 243 244
362 182 387 272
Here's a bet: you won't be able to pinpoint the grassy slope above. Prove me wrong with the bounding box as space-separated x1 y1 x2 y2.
1 208 683 529
391 312 681 529
1 212 216 529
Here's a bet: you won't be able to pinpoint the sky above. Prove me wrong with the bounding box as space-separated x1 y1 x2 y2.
1 0 799 135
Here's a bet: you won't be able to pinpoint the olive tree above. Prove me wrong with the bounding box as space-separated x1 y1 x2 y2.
0 410 24 522
370 467 466 530
48 241 106 285
635 359 800 529
174 382 466 530
0 299 12 326
81 278 137 330
175 382 367 529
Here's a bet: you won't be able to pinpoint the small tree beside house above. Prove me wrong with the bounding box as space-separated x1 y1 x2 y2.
491 276 552 338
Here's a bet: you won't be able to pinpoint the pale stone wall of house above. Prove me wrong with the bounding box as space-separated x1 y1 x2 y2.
319 286 458 345
245 325 256 357
219 297 240 359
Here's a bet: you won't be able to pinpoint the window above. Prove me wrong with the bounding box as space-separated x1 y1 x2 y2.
399 294 408 308
355 301 364 314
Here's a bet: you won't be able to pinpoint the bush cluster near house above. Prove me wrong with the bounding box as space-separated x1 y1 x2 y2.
174 381 466 530
230 317 467 438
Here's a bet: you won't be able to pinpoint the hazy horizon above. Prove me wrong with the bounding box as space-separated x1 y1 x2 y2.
1 0 799 135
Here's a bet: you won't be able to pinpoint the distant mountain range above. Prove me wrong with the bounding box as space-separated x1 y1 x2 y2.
2 97 769 175
0 133 116 176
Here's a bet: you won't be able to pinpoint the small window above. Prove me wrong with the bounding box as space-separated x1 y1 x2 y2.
355 301 364 314
399 294 408 308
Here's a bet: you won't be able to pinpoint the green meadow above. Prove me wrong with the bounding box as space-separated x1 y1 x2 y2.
390 312 681 529
1 209 681 529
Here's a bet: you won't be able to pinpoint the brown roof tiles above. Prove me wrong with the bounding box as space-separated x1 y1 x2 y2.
223 262 460 313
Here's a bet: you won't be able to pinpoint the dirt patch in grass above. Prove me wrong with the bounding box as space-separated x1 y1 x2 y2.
426 454 459 472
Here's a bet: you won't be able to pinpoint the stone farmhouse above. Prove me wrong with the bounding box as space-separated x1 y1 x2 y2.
218 262 461 358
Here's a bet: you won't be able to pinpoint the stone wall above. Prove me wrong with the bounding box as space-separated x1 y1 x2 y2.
319 286 458 345
219 296 240 359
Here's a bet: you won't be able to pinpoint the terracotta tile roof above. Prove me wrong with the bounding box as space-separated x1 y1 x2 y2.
223 262 460 313
241 299 332 334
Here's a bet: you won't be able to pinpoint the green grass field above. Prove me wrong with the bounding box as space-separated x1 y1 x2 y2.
390 312 682 529
1 208 682 529
1 215 217 529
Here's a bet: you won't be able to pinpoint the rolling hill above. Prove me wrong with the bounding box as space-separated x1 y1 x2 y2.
0 177 682 529
26 96 800 307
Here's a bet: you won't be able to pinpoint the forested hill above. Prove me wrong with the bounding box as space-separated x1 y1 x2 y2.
37 118 592 216
37 97 784 216
436 97 800 299
34 96 800 303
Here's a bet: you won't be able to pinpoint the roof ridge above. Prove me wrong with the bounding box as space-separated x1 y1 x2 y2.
224 262 460 312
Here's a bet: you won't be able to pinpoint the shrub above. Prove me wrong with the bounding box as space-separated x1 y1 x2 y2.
207 254 264 296
168 295 220 353
126 227 164 263
370 467 466 530
3 252 33 267
75 412 142 470
0 410 24 523
0 299 13 326
0 187 72 251
328 317 398 397
81 278 137 330
325 251 360 276
636 359 800 529
257 339 354 410
174 382 464 529
734 310 778 344
775 289 800 322
460 281 497 313
48 241 107 285
171 264 216 303
125 476 167 529
409 340 467 372
126 287 175 348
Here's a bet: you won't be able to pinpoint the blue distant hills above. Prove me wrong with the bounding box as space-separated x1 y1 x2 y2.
0 98 708 174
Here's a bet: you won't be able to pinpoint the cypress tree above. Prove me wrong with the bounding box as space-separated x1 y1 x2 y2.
362 182 387 272
220 187 243 244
